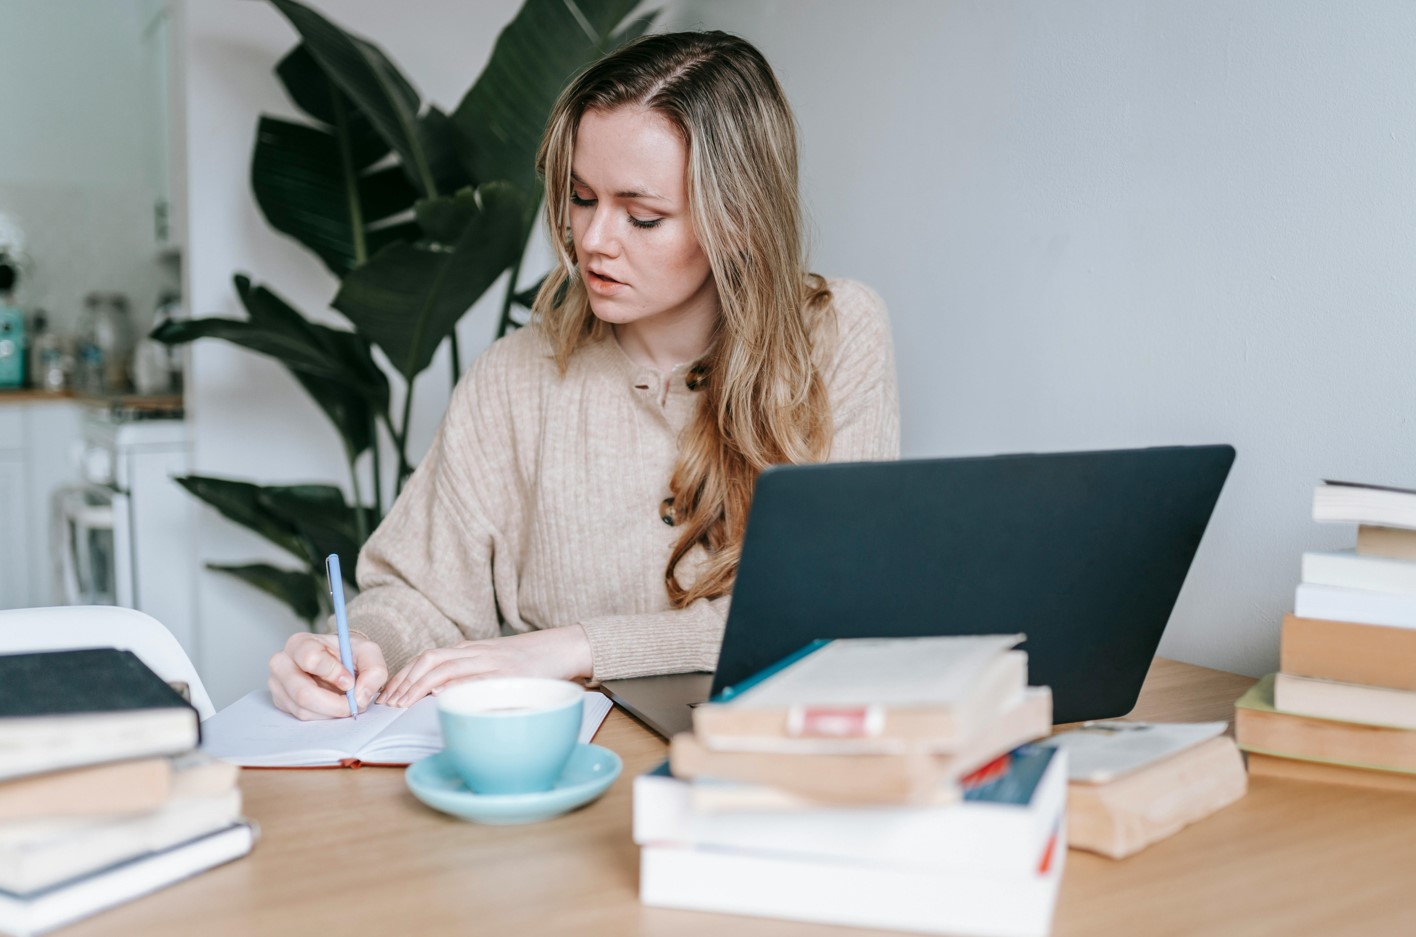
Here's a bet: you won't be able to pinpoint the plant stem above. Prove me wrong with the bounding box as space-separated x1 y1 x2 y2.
370 409 384 523
348 450 369 545
397 382 415 495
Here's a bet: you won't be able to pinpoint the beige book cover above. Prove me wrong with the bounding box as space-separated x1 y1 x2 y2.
1356 524 1416 561
672 687 1051 806
1235 674 1416 772
1066 735 1247 860
1280 613 1416 692
1245 752 1416 793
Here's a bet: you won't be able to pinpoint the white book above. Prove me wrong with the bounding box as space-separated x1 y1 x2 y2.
1313 480 1416 530
201 690 612 767
1293 583 1416 630
0 789 242 895
640 826 1065 937
1274 673 1416 730
1302 549 1416 595
634 745 1065 876
0 823 255 937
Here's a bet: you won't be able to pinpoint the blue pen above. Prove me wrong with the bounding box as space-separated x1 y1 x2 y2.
325 554 359 718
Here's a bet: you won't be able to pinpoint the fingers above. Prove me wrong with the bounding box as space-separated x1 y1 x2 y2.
267 654 359 721
379 646 452 706
284 633 354 691
351 640 388 711
389 655 498 708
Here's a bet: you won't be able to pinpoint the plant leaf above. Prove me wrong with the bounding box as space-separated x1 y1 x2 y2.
252 115 420 276
268 0 440 197
153 277 390 459
333 182 525 381
275 43 388 168
257 485 367 583
209 563 323 622
450 0 655 201
176 476 306 560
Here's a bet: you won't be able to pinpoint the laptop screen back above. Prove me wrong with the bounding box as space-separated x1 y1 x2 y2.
710 445 1234 724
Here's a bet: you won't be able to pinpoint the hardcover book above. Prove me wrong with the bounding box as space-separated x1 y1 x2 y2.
0 649 199 781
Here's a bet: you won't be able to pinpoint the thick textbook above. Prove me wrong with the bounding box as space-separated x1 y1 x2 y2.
1235 675 1416 773
0 823 254 937
1280 613 1416 692
693 634 1025 752
669 688 1052 805
640 826 1065 937
0 649 199 780
635 744 1065 875
1062 735 1247 860
202 689 612 767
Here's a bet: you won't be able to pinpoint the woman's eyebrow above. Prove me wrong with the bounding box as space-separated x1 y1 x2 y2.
570 172 668 202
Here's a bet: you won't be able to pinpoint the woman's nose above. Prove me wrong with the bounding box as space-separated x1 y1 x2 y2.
580 206 619 257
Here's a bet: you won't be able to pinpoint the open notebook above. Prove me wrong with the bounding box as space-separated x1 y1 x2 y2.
200 689 613 768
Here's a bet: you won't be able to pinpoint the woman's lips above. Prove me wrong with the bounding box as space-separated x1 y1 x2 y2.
586 269 626 295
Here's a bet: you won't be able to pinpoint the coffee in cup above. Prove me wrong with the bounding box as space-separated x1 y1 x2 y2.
436 677 584 794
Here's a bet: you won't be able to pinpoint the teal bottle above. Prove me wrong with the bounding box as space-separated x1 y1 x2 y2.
0 303 23 388
0 261 21 387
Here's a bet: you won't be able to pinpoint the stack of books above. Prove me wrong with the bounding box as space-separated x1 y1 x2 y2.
0 649 254 936
1235 480 1416 791
636 635 1064 937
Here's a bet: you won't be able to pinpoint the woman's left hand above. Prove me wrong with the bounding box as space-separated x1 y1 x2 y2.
378 626 594 708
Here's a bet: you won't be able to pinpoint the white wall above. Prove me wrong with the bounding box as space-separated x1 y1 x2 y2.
674 0 1416 677
180 0 523 707
0 0 174 336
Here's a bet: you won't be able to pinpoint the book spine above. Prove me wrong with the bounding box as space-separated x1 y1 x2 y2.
1272 674 1416 730
633 754 1065 875
1302 550 1416 595
640 838 1064 937
1293 583 1416 630
1281 614 1416 691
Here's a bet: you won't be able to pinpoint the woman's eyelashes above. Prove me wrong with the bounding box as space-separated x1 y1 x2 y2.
568 190 662 230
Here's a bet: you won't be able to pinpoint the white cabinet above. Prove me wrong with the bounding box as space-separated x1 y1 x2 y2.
0 398 83 609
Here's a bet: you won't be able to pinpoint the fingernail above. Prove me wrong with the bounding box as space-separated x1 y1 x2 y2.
339 676 354 691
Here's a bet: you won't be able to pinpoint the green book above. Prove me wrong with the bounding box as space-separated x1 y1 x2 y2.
0 649 200 781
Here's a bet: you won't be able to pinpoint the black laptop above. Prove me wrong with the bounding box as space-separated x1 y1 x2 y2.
601 444 1235 737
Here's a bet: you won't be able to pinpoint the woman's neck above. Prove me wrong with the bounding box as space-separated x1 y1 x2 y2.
612 296 719 373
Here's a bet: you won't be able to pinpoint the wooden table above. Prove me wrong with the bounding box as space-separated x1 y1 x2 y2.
68 660 1416 937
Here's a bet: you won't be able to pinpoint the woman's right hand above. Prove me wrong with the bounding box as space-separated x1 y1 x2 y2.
268 632 389 720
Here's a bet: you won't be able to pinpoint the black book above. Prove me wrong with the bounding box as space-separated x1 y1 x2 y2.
0 648 200 781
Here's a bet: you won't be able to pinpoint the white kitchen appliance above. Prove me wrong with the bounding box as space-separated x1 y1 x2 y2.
59 405 196 657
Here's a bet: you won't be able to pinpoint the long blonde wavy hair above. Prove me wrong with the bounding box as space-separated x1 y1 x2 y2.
534 31 834 606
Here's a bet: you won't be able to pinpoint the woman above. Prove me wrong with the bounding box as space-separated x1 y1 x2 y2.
267 30 898 720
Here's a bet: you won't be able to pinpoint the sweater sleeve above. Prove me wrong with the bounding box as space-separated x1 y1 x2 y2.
577 280 900 683
345 351 513 675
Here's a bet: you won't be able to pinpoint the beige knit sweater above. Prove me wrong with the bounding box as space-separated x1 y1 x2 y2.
348 278 899 681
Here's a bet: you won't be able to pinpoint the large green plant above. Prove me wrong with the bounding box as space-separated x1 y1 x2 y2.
156 0 653 623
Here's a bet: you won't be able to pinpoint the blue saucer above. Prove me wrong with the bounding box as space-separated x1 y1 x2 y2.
405 743 622 825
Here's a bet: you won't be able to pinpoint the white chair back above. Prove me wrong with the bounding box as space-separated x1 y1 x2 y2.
0 605 213 719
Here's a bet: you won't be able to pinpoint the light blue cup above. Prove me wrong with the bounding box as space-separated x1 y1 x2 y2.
436 677 584 794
